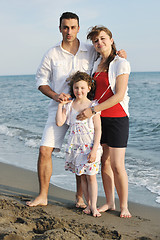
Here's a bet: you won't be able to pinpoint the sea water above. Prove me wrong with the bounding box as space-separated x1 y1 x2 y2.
0 72 160 207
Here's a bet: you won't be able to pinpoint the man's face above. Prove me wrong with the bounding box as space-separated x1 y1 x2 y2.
59 18 80 43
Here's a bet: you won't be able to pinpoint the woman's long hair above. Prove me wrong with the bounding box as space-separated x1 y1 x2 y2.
87 26 117 72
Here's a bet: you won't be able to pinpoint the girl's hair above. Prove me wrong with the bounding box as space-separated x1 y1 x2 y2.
87 26 117 72
67 71 96 100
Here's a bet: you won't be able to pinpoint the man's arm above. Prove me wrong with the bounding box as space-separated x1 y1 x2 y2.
39 85 71 103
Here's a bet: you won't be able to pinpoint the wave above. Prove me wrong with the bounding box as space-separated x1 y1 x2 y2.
126 155 160 205
0 124 41 149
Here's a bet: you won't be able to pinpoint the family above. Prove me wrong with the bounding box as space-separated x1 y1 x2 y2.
26 12 131 218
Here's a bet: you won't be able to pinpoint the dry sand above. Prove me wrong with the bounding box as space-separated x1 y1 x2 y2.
0 162 160 240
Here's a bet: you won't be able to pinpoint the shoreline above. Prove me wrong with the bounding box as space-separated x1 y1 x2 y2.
0 131 160 208
0 162 160 239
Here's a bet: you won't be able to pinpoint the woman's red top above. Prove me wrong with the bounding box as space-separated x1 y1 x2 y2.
94 72 127 117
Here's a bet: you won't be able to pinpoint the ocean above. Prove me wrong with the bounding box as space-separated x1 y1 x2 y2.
0 72 160 208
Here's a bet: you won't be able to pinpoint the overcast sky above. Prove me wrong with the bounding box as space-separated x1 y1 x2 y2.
0 0 160 75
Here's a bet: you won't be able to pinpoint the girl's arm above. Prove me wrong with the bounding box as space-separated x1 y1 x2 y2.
56 103 67 127
77 73 129 120
87 113 101 163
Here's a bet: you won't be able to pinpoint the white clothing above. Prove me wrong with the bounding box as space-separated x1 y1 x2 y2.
64 101 102 176
41 122 68 152
92 55 131 116
36 41 96 150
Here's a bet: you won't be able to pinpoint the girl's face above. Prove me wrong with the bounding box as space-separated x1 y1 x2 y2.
73 80 91 99
92 30 113 55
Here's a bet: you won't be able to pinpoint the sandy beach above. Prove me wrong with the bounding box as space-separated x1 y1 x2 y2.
0 162 160 240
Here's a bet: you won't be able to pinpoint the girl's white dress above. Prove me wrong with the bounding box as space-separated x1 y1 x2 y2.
64 100 102 176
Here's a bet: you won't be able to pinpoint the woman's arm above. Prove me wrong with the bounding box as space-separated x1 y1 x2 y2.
77 73 129 120
87 113 101 163
56 103 67 126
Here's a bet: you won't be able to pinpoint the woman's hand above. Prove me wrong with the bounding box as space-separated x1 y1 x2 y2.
76 108 92 120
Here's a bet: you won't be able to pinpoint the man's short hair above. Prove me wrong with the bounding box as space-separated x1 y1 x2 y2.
59 12 79 27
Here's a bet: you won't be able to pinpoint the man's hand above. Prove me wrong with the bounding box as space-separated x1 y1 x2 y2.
39 85 72 103
117 49 127 59
54 93 72 103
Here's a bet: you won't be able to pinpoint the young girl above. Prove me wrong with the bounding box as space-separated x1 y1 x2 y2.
56 71 102 217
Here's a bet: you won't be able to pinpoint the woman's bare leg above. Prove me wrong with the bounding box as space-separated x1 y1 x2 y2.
99 144 115 212
110 147 131 218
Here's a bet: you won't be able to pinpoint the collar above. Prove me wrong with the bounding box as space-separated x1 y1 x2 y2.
54 40 88 53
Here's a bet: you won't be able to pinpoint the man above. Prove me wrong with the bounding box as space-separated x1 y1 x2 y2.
26 12 125 207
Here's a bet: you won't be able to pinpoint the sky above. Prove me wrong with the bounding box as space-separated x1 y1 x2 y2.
0 0 160 75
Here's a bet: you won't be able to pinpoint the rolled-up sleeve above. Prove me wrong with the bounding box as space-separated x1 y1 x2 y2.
36 54 52 89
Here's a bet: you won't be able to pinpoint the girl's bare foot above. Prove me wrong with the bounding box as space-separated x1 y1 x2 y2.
98 203 115 213
92 209 101 217
83 206 91 215
26 196 47 207
120 207 132 218
75 195 87 209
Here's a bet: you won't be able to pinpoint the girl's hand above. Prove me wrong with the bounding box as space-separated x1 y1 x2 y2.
87 150 96 163
59 99 72 106
76 108 92 120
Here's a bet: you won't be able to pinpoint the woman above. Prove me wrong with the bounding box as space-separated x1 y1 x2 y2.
77 26 131 218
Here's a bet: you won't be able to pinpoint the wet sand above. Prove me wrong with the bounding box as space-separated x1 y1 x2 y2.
0 162 160 239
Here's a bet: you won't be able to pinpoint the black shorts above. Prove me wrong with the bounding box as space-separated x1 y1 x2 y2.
101 116 129 148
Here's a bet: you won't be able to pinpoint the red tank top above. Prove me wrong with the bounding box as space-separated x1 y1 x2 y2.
94 72 127 117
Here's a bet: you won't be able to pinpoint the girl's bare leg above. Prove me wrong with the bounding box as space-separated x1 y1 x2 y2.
87 175 101 217
110 147 131 218
99 144 115 212
81 175 91 214
75 175 87 208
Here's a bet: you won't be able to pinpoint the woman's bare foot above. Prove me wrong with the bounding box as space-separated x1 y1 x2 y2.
75 195 87 209
26 196 47 207
92 209 101 217
83 206 91 215
98 203 115 213
120 207 132 218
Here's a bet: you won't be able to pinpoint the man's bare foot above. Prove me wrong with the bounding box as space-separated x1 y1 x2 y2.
120 208 132 218
26 196 47 207
92 209 101 217
75 195 87 209
98 203 115 213
83 206 91 215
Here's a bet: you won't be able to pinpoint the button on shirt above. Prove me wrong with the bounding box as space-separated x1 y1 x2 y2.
36 41 96 116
